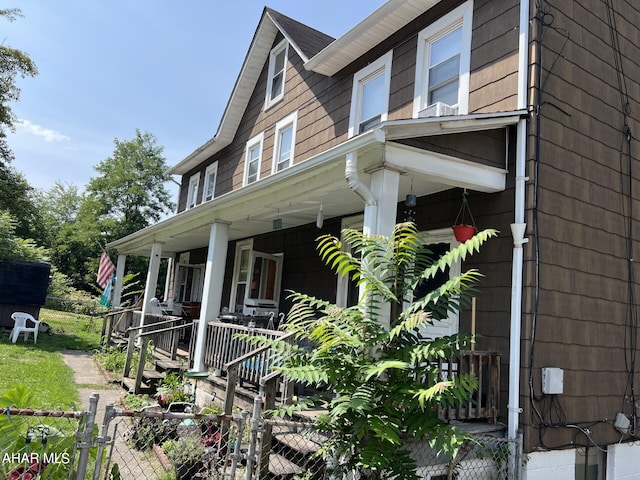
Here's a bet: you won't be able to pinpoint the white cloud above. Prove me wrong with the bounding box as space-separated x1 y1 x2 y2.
17 119 71 142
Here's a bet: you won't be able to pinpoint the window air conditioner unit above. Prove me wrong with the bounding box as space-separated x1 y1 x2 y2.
419 102 458 118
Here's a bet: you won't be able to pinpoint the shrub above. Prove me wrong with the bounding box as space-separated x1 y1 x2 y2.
244 223 497 480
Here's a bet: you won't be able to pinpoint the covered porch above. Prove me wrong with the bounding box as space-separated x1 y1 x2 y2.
105 111 524 423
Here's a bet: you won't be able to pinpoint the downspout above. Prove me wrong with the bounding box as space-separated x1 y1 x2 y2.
345 151 377 235
508 0 530 442
345 151 376 206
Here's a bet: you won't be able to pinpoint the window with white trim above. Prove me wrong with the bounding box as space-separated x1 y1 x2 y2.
265 39 288 108
413 0 473 117
348 50 393 138
244 133 264 186
272 111 297 173
229 240 283 314
186 173 199 209
230 240 252 313
204 162 218 201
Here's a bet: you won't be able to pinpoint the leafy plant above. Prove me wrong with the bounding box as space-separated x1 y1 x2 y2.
126 417 178 451
155 371 191 406
0 385 76 480
244 222 497 480
163 436 205 479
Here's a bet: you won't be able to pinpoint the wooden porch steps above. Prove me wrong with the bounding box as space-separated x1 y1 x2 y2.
122 376 151 394
267 453 304 479
268 430 327 480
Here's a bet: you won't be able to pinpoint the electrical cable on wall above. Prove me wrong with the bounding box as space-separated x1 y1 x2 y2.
529 2 622 452
605 0 637 437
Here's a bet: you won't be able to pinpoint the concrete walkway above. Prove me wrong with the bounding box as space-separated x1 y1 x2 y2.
61 350 124 425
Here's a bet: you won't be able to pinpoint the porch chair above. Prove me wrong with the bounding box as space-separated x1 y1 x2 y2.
10 312 40 344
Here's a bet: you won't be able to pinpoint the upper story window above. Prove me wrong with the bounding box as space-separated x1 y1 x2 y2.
265 39 288 109
244 133 264 186
204 162 218 201
186 173 199 209
348 50 393 138
413 0 473 118
272 111 298 173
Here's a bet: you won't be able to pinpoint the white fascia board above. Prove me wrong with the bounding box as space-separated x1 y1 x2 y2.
169 16 279 175
380 110 527 140
305 0 441 75
385 142 506 193
110 129 385 250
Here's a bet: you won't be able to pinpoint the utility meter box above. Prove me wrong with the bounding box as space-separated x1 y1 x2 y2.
542 367 564 395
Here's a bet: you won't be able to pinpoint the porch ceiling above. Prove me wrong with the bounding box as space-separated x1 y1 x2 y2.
108 111 525 258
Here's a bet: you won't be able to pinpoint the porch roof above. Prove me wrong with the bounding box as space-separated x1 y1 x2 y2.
108 110 526 257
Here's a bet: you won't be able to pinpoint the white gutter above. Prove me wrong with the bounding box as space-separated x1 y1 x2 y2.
508 0 530 442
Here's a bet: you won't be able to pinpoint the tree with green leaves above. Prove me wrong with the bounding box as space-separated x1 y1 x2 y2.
0 211 47 261
0 8 38 164
85 129 174 240
247 223 497 480
45 129 173 291
0 162 42 241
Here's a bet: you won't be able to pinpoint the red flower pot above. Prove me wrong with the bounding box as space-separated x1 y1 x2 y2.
452 224 477 242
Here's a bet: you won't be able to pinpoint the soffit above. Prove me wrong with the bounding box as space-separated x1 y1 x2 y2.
109 111 524 257
304 0 443 76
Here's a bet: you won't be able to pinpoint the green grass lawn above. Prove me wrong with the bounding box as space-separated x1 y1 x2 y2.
0 308 102 409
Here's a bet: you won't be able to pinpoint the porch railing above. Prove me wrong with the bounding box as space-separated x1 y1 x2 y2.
122 313 187 394
190 320 289 384
100 306 138 348
437 350 501 423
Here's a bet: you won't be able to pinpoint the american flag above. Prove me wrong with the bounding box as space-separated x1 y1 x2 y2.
97 251 116 289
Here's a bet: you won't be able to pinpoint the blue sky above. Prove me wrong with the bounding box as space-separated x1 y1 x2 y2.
4 1 385 196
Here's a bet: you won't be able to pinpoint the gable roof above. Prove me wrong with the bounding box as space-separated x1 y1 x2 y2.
266 8 334 61
169 1 444 175
169 8 334 175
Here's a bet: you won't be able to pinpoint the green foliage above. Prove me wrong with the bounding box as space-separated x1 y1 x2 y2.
0 211 48 261
251 223 497 480
122 393 154 411
156 371 192 405
86 129 174 236
127 416 178 451
95 344 153 376
163 436 205 465
0 386 75 480
0 8 38 165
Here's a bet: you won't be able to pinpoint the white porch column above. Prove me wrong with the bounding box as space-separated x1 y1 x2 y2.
112 254 126 308
140 242 163 328
192 221 230 372
361 167 400 330
163 257 174 301
368 167 400 238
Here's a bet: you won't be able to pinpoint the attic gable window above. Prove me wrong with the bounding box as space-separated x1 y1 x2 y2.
204 162 218 201
187 173 199 209
348 50 393 138
244 132 264 186
272 111 298 172
265 39 288 109
413 0 473 118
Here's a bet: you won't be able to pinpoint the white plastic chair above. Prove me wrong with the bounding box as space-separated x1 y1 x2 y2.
10 312 40 344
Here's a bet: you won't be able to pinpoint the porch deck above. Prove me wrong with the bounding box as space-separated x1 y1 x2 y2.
102 311 501 424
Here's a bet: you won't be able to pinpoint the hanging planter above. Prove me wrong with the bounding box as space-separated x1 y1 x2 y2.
452 189 477 242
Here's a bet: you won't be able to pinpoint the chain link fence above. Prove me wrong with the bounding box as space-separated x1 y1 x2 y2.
407 433 522 480
95 405 248 480
0 406 86 480
0 395 522 480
